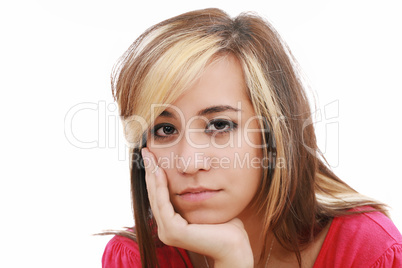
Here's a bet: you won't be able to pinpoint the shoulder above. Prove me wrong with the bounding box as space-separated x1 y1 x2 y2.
102 235 141 267
314 207 402 267
102 234 193 268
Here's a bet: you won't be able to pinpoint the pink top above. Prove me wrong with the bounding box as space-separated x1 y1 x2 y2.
313 207 402 267
102 235 193 267
103 208 402 267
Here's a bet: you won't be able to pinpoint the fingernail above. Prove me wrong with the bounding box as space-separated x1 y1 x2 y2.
141 147 148 157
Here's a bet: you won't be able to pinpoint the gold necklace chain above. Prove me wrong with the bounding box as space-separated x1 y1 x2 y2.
203 255 210 268
264 238 275 267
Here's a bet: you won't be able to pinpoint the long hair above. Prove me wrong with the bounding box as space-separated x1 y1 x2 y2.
110 8 387 267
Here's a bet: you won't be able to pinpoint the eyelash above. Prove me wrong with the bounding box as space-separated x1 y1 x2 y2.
151 123 177 140
205 119 238 134
151 119 238 140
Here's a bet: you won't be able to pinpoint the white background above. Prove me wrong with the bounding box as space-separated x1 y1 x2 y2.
1 0 401 267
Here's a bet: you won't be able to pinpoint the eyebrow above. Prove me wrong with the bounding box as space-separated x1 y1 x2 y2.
197 105 241 116
159 110 175 118
158 105 241 119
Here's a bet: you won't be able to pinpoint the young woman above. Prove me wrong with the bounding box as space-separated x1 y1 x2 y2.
102 8 402 267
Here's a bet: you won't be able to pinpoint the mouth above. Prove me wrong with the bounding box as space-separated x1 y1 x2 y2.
177 187 222 202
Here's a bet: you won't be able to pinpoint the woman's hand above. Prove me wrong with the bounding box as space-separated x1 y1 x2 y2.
141 148 254 268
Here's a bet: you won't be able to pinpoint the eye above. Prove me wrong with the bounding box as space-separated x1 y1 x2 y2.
152 123 178 139
205 119 237 134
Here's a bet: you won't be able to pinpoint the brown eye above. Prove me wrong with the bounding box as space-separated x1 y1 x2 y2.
152 123 178 139
213 121 229 130
160 125 175 135
205 119 237 134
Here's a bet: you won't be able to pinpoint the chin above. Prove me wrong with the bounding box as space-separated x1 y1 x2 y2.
181 210 233 224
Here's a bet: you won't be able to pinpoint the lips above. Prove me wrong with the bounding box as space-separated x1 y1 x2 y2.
177 187 221 202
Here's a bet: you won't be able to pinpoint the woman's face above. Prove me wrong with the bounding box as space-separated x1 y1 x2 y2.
147 54 263 224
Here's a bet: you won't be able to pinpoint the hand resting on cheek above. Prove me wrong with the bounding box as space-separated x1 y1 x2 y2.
142 147 254 268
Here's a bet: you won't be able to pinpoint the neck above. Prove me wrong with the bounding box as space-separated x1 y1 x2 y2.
239 210 333 267
237 206 273 267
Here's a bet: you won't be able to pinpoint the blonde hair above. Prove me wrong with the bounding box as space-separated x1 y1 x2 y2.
111 8 387 267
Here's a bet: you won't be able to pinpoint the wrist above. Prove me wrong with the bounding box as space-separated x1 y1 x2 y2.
214 243 254 268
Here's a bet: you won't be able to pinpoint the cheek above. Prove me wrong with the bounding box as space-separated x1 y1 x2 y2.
148 148 174 169
147 148 180 190
227 136 263 197
146 148 177 186
241 117 264 152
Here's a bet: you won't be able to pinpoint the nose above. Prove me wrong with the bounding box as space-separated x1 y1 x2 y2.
175 132 211 174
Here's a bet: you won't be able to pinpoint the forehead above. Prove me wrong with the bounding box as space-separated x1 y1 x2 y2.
165 54 253 117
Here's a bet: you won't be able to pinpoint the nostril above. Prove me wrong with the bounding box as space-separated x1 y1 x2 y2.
174 153 211 174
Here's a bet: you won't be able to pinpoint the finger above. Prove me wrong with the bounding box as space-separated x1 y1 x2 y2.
141 148 160 220
153 163 176 221
142 148 176 224
141 148 155 196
